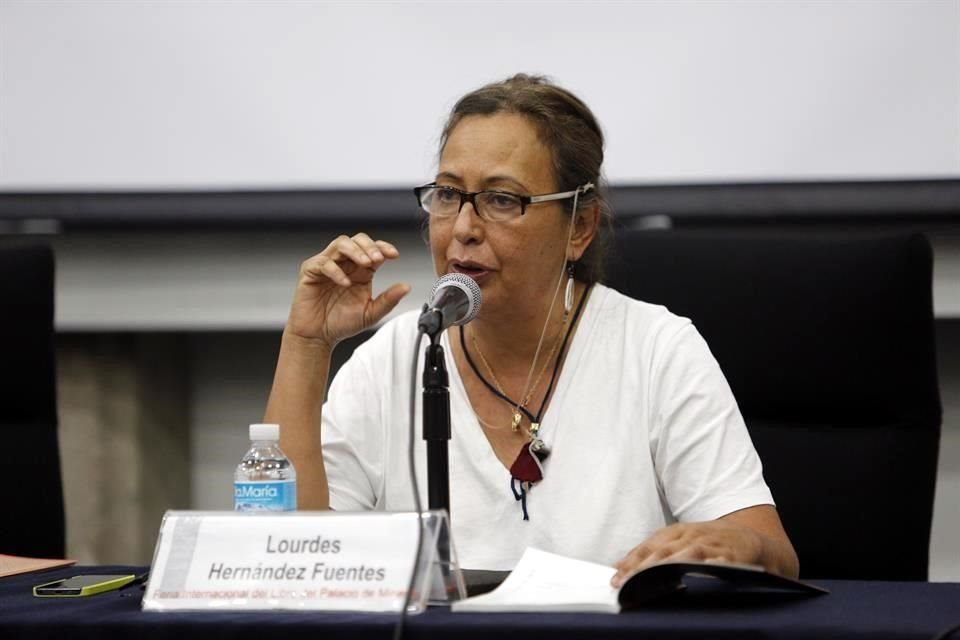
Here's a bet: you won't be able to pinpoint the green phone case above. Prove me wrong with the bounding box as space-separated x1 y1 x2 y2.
33 574 136 597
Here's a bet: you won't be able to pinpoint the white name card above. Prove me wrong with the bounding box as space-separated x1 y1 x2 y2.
142 510 464 613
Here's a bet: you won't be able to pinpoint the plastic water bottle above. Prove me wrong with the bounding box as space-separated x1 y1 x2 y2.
234 423 297 511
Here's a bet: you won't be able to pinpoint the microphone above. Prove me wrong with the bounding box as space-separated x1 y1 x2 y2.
417 273 482 336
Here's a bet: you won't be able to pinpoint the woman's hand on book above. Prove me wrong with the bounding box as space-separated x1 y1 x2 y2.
610 506 799 587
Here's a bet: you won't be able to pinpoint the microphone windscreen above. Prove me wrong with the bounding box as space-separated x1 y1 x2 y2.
431 273 482 326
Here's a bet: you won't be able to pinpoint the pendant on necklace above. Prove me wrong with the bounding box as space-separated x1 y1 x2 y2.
527 422 550 461
510 441 546 483
511 412 522 432
530 437 550 461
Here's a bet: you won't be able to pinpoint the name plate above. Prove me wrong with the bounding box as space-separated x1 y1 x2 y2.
142 510 464 612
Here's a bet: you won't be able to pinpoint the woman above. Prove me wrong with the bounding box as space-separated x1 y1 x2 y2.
265 74 799 583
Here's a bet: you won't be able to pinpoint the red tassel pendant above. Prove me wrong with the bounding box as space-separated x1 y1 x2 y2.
510 441 546 483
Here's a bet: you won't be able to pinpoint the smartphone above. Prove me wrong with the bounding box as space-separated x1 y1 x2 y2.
33 574 137 597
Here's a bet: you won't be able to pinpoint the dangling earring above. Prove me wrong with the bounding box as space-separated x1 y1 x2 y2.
564 262 576 317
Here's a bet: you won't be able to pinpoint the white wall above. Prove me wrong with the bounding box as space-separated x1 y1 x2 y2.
2 0 958 191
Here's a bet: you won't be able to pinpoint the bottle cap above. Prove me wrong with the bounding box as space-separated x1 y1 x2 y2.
250 423 280 441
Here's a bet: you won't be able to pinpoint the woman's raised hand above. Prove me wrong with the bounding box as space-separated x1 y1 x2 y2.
286 233 411 347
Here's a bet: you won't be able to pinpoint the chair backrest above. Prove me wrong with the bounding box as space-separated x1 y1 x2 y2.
605 230 941 580
0 243 64 558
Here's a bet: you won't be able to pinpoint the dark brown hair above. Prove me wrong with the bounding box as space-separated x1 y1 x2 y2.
439 74 612 283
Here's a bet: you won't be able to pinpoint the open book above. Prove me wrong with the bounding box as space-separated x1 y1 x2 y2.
452 547 827 613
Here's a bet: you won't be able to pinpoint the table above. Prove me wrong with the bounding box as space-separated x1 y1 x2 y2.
2 565 959 640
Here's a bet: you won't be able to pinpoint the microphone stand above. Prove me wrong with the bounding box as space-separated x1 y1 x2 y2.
421 331 451 514
417 278 479 601
421 330 454 595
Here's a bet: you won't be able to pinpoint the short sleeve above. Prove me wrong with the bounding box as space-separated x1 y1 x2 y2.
321 341 385 511
649 323 774 522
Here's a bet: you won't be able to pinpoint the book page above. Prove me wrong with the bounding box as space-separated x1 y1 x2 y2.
452 547 620 613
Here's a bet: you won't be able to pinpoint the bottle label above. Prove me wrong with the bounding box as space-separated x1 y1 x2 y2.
234 480 297 512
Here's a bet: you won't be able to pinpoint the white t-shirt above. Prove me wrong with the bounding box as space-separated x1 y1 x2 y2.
321 284 773 570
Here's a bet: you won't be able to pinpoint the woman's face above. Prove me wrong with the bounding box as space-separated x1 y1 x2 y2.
429 112 581 319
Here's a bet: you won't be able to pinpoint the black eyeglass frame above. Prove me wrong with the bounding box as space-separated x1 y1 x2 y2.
412 182 594 221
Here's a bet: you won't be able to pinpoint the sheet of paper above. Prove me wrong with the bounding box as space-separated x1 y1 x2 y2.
452 547 620 613
0 554 75 578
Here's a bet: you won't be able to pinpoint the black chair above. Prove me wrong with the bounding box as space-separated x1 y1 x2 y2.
0 244 64 558
605 230 941 581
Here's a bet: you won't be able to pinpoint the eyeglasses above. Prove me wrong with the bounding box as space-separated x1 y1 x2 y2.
413 182 594 223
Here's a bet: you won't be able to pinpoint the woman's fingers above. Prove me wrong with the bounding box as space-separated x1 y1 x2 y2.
611 521 762 587
352 232 385 264
302 235 400 287
366 282 413 326
611 543 654 587
328 234 371 265
308 254 352 287
611 524 706 586
288 233 408 344
374 240 400 258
